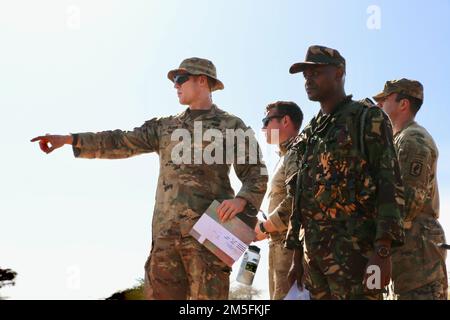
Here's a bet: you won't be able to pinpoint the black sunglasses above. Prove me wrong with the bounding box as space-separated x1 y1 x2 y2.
262 114 285 127
173 74 191 86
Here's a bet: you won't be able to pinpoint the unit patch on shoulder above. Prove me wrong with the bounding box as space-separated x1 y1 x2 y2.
409 161 423 177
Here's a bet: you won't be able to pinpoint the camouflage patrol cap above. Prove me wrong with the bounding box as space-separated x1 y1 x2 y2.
373 78 423 102
167 57 224 91
289 45 346 74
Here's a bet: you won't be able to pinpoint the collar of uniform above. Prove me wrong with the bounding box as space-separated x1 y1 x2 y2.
178 104 219 123
314 95 353 123
394 119 417 139
308 95 353 137
329 95 354 117
278 135 296 156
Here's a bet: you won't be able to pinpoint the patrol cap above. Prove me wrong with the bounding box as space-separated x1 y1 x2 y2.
289 45 346 74
373 78 423 102
167 57 224 91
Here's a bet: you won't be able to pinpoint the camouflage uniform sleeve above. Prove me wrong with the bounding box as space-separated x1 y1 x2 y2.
233 120 268 212
72 117 161 159
396 134 431 222
267 161 292 231
364 108 405 247
284 146 303 249
284 177 302 249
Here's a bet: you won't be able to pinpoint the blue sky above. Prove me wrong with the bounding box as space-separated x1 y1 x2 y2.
1 0 449 299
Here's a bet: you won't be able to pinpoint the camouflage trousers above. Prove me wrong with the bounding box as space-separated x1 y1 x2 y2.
392 216 447 294
397 278 448 300
144 236 231 300
268 240 294 300
304 244 382 300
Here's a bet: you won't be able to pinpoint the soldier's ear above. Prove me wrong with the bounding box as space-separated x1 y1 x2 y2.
399 98 409 112
283 115 291 128
199 75 209 88
335 66 345 81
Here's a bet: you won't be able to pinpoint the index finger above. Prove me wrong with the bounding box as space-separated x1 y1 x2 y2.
30 136 45 142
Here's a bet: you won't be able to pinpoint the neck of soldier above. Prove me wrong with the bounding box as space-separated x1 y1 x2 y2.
392 113 415 135
319 88 347 115
189 91 213 110
278 129 299 154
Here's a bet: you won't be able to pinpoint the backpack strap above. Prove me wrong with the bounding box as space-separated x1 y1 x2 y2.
358 98 376 157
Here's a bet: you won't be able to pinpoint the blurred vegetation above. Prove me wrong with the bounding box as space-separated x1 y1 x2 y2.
105 279 263 300
0 267 17 300
105 279 145 300
228 284 262 300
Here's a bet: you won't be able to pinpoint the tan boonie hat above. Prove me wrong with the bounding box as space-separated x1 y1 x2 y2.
167 57 224 91
373 78 423 102
289 45 346 74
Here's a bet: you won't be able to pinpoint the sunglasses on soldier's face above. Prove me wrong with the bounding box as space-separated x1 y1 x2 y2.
173 74 191 86
262 114 285 127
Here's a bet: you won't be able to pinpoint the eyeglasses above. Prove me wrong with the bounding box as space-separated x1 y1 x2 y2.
262 114 285 127
173 74 191 86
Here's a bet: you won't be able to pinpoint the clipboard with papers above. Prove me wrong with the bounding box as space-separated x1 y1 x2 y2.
189 200 256 267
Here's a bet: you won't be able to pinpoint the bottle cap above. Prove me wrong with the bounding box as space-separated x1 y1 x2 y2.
248 245 260 254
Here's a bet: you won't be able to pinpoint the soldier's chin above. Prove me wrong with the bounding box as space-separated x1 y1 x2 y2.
307 92 321 101
178 97 189 105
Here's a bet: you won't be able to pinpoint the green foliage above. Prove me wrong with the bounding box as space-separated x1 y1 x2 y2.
229 284 262 300
105 279 145 300
0 267 17 300
0 268 17 289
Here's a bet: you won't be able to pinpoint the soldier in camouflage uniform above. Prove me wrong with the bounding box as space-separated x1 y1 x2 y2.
31 57 268 300
254 101 303 300
284 45 405 299
374 79 448 300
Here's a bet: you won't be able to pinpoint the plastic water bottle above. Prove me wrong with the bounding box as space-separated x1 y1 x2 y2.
236 245 260 285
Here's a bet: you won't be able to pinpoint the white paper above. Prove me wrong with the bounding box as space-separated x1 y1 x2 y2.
191 213 248 261
283 281 310 300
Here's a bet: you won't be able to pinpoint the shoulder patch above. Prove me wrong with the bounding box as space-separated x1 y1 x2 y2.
409 160 423 177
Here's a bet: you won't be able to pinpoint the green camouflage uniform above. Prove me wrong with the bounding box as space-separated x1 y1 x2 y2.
374 79 447 300
267 137 295 300
284 96 405 300
71 58 268 300
286 46 405 300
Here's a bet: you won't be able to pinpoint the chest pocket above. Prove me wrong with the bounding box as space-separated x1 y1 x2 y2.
313 125 358 219
159 126 186 163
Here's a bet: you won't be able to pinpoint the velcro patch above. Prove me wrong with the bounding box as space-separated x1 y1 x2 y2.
409 161 423 177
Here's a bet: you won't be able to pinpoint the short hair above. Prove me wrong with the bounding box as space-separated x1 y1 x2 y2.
266 101 303 130
192 74 215 92
395 93 423 115
206 77 216 92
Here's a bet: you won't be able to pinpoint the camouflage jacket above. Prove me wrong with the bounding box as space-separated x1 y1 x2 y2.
267 137 295 243
391 120 447 293
72 104 268 240
285 96 405 253
394 121 439 222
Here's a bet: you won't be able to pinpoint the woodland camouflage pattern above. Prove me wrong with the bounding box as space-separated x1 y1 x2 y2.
284 96 405 299
289 45 346 74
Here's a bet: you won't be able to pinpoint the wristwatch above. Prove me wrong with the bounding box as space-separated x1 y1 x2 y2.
259 222 269 235
376 245 391 258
